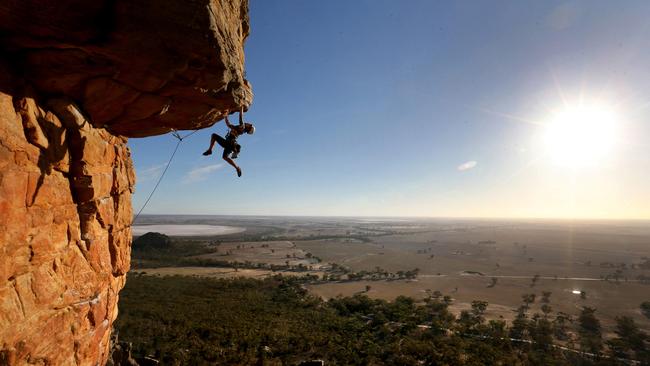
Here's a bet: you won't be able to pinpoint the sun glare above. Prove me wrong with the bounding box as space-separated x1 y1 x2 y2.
543 103 619 167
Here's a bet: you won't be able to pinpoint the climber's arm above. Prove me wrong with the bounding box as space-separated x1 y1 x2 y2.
224 111 235 129
238 107 244 127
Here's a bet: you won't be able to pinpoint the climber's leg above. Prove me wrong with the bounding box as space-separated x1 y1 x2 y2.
203 133 227 156
222 149 242 177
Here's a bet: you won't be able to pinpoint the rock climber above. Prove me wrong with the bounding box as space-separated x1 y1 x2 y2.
202 107 255 177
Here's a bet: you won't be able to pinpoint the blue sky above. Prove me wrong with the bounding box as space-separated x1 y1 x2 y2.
130 0 650 219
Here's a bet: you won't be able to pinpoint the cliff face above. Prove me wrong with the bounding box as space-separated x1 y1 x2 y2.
0 1 251 364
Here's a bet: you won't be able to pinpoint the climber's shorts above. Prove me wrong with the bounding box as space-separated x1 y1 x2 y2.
213 133 239 158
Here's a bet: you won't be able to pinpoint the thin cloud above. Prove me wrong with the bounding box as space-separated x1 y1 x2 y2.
546 2 580 31
138 163 166 182
457 161 477 171
183 163 224 183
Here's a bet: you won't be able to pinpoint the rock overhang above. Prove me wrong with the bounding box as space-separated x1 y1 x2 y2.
0 0 253 137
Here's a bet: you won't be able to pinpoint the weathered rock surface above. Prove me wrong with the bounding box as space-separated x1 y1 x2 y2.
0 72 133 366
0 0 252 137
0 1 251 365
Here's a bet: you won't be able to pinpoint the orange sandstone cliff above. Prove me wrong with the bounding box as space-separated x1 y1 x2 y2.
0 1 252 364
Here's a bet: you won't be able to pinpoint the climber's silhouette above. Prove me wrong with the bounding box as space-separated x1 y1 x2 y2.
203 107 255 177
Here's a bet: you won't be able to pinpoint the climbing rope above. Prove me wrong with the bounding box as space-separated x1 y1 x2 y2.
132 128 200 225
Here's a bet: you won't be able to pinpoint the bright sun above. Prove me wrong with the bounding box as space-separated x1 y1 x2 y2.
543 103 619 167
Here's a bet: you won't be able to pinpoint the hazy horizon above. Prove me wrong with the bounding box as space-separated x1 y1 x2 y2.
133 213 650 224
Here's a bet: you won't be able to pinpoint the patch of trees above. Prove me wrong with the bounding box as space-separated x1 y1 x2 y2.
132 232 172 250
336 266 420 282
578 306 602 354
116 276 650 365
607 316 649 361
530 274 540 287
641 302 650 320
272 233 375 243
131 232 217 268
602 268 629 282
599 261 628 269
636 274 650 284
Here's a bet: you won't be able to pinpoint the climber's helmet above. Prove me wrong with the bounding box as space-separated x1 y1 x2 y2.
245 123 255 135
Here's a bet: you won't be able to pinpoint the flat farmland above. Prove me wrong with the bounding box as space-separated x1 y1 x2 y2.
130 215 650 334
295 221 650 333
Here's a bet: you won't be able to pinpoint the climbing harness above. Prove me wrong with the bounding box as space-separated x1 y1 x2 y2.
132 128 200 224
